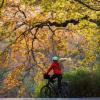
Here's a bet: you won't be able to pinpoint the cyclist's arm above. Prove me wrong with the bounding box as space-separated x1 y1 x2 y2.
46 65 53 74
59 57 71 62
59 62 64 72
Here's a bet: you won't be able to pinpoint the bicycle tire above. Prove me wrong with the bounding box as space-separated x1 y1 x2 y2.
60 82 69 97
40 85 52 98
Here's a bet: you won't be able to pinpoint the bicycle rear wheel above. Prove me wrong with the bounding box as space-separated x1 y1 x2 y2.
60 82 69 97
40 85 52 97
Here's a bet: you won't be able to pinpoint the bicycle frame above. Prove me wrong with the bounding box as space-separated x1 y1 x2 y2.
45 78 59 94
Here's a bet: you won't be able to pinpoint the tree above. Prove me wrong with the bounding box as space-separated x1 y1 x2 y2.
0 0 100 97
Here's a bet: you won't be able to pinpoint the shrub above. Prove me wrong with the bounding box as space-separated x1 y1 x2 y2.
34 81 45 97
63 66 100 97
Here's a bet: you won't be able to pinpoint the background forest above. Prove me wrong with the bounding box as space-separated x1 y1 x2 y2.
0 0 100 98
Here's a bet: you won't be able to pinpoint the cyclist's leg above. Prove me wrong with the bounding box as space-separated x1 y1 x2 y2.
50 74 62 88
58 74 62 89
49 74 57 83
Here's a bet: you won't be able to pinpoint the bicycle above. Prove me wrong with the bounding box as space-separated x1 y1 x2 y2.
40 74 69 98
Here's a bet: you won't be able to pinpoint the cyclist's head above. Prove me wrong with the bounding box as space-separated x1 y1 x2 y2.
52 56 59 61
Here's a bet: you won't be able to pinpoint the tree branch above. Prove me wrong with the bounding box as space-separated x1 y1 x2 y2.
13 22 26 31
0 0 4 8
74 0 100 11
17 6 27 18
47 23 56 55
32 15 100 28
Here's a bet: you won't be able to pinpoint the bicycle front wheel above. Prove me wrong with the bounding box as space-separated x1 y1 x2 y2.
60 82 69 97
40 85 52 98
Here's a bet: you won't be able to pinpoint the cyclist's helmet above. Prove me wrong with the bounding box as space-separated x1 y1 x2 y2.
52 56 59 61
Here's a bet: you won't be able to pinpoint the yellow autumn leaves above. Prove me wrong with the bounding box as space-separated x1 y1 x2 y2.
3 65 24 89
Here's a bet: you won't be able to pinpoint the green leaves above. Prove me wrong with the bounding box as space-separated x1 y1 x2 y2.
21 0 36 4
63 66 100 97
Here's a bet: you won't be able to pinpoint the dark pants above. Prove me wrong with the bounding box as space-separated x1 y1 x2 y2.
50 74 62 89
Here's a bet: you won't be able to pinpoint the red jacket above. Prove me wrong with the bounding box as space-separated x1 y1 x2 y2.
47 61 62 74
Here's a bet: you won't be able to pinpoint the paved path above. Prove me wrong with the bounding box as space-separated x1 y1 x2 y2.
0 98 100 100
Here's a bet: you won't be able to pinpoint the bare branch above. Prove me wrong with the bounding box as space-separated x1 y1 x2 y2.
13 22 26 31
17 6 26 18
74 0 100 11
9 5 26 18
47 23 56 55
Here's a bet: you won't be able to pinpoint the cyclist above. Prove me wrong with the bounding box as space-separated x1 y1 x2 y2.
45 56 62 90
